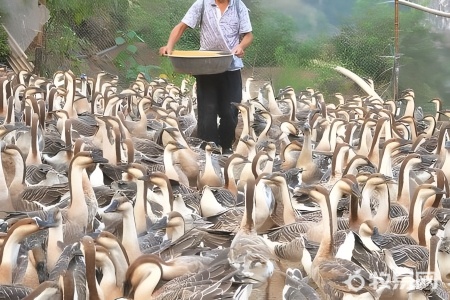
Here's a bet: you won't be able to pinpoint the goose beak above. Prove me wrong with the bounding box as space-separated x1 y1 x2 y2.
88 230 102 240
91 151 108 164
104 199 120 213
150 216 168 230
433 187 446 195
33 216 59 229
0 221 8 232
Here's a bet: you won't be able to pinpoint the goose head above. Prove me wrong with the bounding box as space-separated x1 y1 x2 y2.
363 173 396 187
150 211 184 231
103 192 133 214
203 141 221 154
122 163 148 181
71 150 108 168
164 140 186 153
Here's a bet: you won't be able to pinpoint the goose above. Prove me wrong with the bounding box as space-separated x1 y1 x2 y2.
430 97 443 122
102 193 142 264
61 150 108 243
50 109 98 140
296 124 325 184
401 236 448 299
205 171 277 234
122 163 153 235
198 154 250 218
94 245 123 300
299 185 390 299
280 140 302 171
122 254 235 300
93 230 129 290
395 153 423 213
24 113 42 166
150 211 233 260
260 82 284 116
367 184 445 251
3 144 70 212
157 126 200 187
139 171 174 221
197 142 224 190
258 172 300 227
117 95 152 133
42 119 74 173
0 143 15 217
357 173 396 232
322 142 352 186
0 217 58 285
266 175 359 244
79 235 103 300
233 103 256 154
228 176 274 286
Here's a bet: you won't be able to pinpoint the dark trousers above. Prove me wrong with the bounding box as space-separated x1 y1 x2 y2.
195 70 242 149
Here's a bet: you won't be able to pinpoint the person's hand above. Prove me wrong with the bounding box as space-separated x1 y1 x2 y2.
159 46 172 56
232 45 245 58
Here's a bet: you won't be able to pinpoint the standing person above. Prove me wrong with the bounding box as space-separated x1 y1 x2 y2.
159 0 253 155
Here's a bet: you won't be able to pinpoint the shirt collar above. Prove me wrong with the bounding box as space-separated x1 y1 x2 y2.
209 0 236 7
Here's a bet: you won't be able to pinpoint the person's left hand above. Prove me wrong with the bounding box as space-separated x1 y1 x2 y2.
232 45 245 58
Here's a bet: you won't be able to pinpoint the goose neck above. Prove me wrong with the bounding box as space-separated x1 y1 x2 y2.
315 194 334 261
278 178 296 224
133 264 162 299
134 180 148 235
121 204 141 264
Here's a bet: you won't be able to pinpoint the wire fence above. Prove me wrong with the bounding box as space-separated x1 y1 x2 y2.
25 0 450 113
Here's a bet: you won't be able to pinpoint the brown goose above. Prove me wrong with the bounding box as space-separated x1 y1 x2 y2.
94 245 123 300
296 124 324 184
93 231 129 290
300 185 389 299
62 150 108 243
0 217 57 285
102 194 141 264
3 144 69 212
122 254 234 300
197 142 223 190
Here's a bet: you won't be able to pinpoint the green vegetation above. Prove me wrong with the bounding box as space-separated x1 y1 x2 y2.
113 30 161 83
39 0 450 106
0 8 10 65
0 25 9 65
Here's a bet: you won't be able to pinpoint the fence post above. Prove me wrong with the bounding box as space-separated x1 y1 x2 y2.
393 0 399 101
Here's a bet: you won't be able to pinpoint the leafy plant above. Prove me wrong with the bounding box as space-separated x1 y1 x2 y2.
113 30 161 84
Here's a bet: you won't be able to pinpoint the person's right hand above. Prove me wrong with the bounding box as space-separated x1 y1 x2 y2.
159 46 172 56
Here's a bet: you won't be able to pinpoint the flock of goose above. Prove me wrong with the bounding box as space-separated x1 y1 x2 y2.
0 65 449 300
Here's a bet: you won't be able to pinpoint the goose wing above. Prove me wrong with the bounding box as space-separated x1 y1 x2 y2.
283 268 321 300
20 183 70 207
0 284 32 299
206 208 244 233
386 245 429 273
266 222 313 243
318 258 378 297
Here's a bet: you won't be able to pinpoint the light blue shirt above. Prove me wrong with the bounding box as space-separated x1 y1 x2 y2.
182 0 252 71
